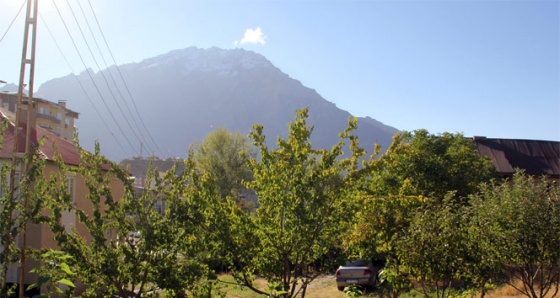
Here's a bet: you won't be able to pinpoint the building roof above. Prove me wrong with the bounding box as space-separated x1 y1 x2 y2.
473 137 560 177
0 91 79 117
0 107 81 166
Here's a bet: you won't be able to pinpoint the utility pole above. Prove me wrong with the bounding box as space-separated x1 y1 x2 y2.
7 0 39 296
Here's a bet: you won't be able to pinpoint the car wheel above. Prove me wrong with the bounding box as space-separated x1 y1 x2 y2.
337 286 344 291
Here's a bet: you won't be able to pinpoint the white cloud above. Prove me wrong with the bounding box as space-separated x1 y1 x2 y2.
234 26 267 45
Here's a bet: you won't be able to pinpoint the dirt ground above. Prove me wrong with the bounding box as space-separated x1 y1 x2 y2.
301 275 342 298
226 275 557 298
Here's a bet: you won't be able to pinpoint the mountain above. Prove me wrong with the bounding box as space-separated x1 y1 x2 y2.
36 47 399 162
0 83 22 93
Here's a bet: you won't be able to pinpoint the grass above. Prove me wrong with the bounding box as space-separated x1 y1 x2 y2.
214 275 268 298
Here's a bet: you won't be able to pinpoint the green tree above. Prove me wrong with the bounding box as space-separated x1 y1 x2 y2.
345 130 495 297
193 128 254 209
38 144 217 297
361 130 495 201
344 194 423 297
223 108 360 298
2 141 51 297
0 119 21 295
468 171 560 298
463 187 508 298
0 118 47 296
397 194 470 298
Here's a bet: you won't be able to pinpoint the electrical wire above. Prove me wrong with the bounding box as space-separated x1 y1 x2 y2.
86 0 165 157
74 0 155 156
51 0 139 156
0 0 26 45
63 0 146 156
15 0 166 159
39 13 130 157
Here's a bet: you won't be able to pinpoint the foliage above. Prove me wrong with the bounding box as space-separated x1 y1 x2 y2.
27 249 76 298
343 284 363 297
126 155 218 296
462 184 509 298
360 130 495 201
4 106 557 298
193 127 254 209
0 134 50 296
397 194 469 298
221 108 362 298
345 194 421 297
0 118 19 294
468 171 560 298
37 144 217 297
377 263 413 296
345 130 495 297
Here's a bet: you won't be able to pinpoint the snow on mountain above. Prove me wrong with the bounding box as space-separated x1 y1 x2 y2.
140 47 275 76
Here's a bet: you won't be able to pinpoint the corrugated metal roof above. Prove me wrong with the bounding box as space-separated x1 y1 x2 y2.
0 108 81 166
473 137 560 177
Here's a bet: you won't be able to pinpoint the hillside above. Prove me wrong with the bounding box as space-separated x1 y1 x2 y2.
35 47 399 162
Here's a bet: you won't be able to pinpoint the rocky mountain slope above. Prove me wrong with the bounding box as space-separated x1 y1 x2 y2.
35 47 399 162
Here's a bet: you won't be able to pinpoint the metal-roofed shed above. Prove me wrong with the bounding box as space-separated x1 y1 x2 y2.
473 137 560 179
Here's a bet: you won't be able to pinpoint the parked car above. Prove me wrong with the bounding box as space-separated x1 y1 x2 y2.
127 231 141 246
335 260 381 291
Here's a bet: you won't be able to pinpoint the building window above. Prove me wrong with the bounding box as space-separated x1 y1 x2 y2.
57 113 62 120
39 107 46 114
65 118 70 125
67 176 75 203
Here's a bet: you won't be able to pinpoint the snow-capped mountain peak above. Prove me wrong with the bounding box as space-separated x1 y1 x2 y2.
140 47 274 76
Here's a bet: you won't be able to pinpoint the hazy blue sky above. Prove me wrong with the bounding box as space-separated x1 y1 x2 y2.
1 0 558 141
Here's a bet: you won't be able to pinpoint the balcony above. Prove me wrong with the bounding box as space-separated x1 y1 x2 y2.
36 113 61 124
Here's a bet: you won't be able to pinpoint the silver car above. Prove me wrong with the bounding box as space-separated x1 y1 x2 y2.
335 260 380 291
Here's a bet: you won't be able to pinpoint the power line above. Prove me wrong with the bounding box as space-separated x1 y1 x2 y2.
39 13 130 156
86 0 165 157
51 0 139 156
63 0 146 155
60 0 165 158
0 0 26 45
74 0 155 156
